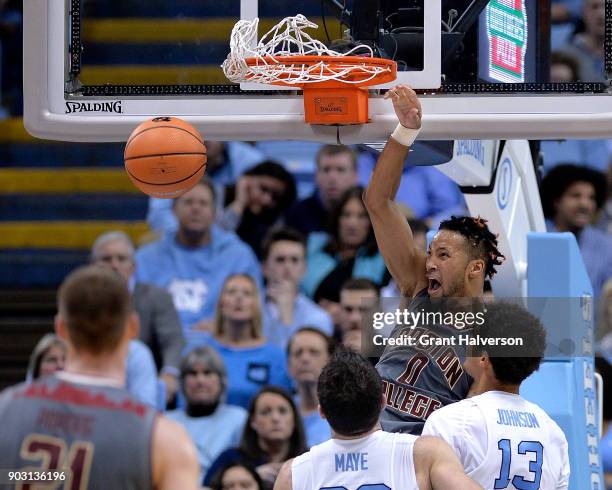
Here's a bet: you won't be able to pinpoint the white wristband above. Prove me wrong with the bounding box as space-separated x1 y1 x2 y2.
391 123 421 147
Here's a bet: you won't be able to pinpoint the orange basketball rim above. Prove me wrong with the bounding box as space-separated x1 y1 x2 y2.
244 55 397 125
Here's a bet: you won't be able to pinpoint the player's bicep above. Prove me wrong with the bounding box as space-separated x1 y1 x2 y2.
273 459 293 490
152 416 200 490
416 437 482 490
368 202 427 295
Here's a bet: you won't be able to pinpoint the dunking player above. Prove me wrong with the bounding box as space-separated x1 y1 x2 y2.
0 266 199 489
423 302 570 488
274 349 482 490
363 84 505 433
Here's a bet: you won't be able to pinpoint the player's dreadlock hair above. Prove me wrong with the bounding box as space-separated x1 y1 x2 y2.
438 216 505 279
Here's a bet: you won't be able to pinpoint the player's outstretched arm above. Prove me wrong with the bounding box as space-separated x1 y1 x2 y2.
363 85 428 297
414 436 483 490
273 459 293 490
152 416 200 490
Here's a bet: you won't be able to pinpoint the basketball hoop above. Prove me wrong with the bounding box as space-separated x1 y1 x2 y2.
222 15 397 125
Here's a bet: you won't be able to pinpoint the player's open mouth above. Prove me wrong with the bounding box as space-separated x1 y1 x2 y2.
428 279 442 293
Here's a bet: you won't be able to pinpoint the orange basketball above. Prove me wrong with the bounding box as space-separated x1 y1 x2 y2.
124 116 207 198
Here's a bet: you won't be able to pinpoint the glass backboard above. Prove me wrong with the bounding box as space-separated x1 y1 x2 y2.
23 0 612 143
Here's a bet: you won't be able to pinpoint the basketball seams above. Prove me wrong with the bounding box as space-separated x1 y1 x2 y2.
124 152 207 162
126 163 206 186
125 124 205 152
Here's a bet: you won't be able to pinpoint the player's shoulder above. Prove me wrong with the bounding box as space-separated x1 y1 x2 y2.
0 380 27 397
0 379 49 403
522 399 568 442
292 437 339 469
412 434 456 466
153 414 199 463
0 381 25 407
426 396 479 423
291 449 311 469
152 414 199 488
275 457 295 490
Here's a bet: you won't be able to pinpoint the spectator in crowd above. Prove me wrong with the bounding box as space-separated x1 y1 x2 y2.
261 227 333 348
204 386 307 488
550 0 583 49
551 0 583 24
286 328 334 447
219 161 297 258
202 141 266 187
188 274 292 408
338 279 381 352
285 145 359 236
302 186 388 322
26 333 66 381
596 162 611 233
126 337 161 408
136 178 262 339
167 346 247 480
540 164 611 297
92 230 185 403
147 141 265 234
561 0 605 81
209 463 264 490
550 50 581 82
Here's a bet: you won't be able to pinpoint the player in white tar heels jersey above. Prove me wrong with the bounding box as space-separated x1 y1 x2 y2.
273 349 482 490
422 302 570 489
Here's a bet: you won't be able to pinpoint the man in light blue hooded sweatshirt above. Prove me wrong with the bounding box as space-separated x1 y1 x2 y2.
136 178 263 340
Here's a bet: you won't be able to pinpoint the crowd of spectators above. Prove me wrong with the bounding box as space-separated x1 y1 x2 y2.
15 1 612 487
27 140 610 487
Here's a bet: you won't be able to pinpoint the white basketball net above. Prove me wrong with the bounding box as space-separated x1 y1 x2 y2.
222 14 390 85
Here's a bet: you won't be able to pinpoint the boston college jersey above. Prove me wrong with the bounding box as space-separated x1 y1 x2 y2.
422 390 570 489
291 430 418 490
0 372 157 489
375 289 473 434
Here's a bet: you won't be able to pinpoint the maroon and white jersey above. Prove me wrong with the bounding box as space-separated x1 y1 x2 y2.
0 372 157 489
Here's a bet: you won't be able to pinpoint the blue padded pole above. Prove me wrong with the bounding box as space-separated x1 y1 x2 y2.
523 232 603 489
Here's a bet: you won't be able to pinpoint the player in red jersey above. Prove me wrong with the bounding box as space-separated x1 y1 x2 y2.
0 265 199 489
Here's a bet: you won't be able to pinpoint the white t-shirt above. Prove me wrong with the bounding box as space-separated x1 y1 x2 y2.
422 390 570 489
292 430 418 490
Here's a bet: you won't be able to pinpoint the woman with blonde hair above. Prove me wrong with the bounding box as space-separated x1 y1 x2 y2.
189 274 291 409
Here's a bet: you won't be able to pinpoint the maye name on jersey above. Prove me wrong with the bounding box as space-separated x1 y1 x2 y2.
334 452 369 472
